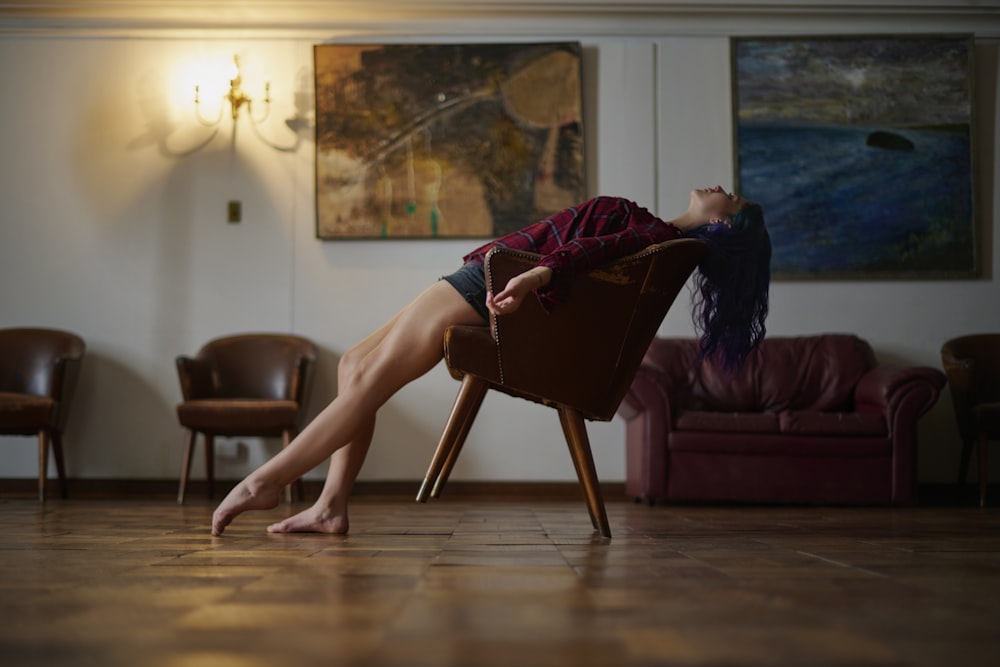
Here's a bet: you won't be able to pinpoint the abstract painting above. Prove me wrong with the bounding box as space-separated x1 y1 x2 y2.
732 35 976 279
314 42 585 239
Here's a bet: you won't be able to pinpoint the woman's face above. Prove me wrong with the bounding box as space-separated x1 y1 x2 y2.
691 185 748 223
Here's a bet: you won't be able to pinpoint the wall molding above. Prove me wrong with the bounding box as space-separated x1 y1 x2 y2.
0 478 986 505
1 1 998 38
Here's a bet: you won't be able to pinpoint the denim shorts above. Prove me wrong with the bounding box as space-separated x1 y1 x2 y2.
440 261 489 322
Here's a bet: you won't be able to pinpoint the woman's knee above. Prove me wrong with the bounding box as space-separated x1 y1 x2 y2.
338 344 365 385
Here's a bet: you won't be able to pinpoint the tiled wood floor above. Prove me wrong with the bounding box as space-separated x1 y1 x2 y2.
1 496 999 667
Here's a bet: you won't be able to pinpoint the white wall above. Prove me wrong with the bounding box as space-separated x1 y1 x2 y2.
1 1 999 487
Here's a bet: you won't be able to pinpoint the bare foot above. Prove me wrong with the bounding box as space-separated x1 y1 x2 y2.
267 504 349 534
211 479 281 536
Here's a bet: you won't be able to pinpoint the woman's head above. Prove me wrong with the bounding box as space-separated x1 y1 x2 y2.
682 191 771 370
686 185 751 227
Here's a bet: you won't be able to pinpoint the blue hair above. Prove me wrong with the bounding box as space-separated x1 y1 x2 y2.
682 202 771 370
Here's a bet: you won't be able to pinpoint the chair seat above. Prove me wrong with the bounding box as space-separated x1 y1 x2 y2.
0 392 55 431
176 399 299 433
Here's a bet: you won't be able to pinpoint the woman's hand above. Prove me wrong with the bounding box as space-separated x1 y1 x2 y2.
486 266 552 315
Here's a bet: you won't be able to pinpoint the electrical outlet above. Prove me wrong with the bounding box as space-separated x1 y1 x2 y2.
215 440 248 461
227 200 242 223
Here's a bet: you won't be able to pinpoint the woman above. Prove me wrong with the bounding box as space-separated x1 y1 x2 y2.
211 186 770 536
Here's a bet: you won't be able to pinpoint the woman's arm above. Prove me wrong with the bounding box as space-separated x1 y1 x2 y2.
486 266 553 315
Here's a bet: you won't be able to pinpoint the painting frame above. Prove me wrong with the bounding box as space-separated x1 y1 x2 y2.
731 34 978 280
313 42 586 240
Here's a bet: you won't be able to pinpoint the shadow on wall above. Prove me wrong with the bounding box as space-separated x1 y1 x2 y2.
127 65 314 159
65 347 179 479
53 60 313 483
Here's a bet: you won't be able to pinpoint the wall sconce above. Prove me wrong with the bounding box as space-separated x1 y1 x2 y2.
192 54 304 152
195 55 271 125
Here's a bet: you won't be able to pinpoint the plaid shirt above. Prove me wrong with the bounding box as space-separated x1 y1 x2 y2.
463 196 681 311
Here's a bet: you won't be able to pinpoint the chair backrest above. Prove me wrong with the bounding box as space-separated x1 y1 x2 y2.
197 334 316 401
0 327 86 396
942 333 1000 439
484 238 705 421
0 327 86 432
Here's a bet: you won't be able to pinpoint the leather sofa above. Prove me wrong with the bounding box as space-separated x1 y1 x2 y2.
618 334 945 505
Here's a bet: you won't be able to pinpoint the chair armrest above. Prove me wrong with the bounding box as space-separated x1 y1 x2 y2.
291 354 316 408
176 356 213 400
50 353 84 432
941 346 974 393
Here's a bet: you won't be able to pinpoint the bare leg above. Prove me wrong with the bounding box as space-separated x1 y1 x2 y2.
211 281 484 536
265 422 373 534
267 311 392 534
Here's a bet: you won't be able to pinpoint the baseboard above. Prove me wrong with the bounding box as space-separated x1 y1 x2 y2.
0 479 991 505
0 478 623 501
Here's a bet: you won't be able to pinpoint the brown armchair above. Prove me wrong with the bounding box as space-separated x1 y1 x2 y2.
175 333 317 504
417 239 706 538
0 327 86 501
941 334 1000 507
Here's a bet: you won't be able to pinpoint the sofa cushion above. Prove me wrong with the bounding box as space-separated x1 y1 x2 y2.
674 408 887 437
668 431 891 457
779 410 887 436
675 410 779 433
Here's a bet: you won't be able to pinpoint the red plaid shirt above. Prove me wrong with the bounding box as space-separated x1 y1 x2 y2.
463 196 681 311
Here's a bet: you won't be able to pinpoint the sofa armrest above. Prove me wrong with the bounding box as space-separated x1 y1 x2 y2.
855 364 946 418
620 366 677 428
855 363 945 504
620 366 677 500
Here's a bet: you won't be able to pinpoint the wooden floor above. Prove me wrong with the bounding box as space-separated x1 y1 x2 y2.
1 497 999 667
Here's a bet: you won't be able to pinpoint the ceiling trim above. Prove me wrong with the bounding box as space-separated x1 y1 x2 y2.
1 1 998 38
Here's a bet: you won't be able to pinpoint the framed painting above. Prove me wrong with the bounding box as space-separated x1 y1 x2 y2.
731 35 977 279
314 42 585 239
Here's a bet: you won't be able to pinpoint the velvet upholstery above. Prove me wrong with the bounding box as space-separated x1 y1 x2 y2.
620 335 945 505
174 333 316 504
0 327 85 501
418 238 706 538
941 333 1000 507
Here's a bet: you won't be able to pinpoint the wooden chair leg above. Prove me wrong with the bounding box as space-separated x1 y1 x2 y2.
178 430 197 505
50 431 68 499
978 431 989 508
37 430 49 503
558 407 611 539
418 375 488 502
204 435 215 500
432 379 489 499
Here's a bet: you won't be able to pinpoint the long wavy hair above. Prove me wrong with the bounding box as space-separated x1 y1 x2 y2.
683 202 771 370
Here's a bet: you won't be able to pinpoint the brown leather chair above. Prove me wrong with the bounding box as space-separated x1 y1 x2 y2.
417 239 706 538
0 327 86 501
175 333 317 504
941 334 1000 507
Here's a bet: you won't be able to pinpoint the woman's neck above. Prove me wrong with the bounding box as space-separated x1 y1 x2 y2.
665 211 708 232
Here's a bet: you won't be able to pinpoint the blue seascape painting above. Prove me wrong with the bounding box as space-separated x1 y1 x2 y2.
733 36 976 278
